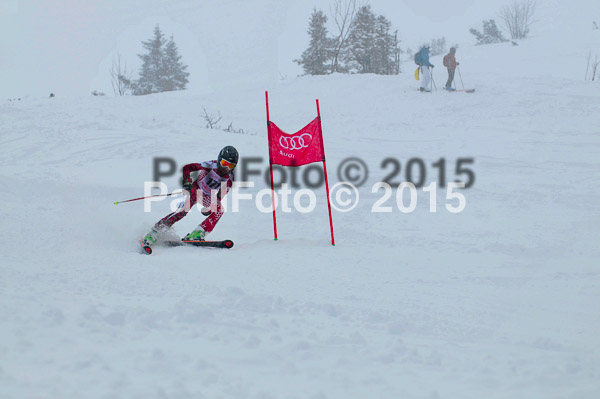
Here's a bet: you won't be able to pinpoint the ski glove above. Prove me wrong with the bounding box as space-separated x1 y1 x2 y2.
182 177 193 192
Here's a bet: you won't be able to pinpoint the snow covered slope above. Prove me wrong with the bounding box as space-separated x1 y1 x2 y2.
1 4 600 399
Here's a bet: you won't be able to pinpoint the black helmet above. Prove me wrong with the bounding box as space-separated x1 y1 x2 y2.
218 145 239 170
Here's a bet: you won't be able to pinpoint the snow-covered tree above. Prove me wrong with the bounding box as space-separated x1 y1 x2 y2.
371 15 398 74
345 6 399 74
295 3 401 75
295 9 332 75
345 5 376 73
162 36 189 91
429 37 447 56
132 25 189 95
470 19 508 45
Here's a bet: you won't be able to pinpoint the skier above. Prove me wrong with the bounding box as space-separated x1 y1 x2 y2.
142 146 239 247
443 47 459 90
415 45 434 92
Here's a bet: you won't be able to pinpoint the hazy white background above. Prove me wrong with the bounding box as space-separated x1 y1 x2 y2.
3 0 594 99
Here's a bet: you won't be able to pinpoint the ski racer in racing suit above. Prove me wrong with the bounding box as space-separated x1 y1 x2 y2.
142 146 238 246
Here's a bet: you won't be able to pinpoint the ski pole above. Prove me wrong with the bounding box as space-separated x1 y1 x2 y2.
457 66 465 90
430 66 437 91
114 192 182 205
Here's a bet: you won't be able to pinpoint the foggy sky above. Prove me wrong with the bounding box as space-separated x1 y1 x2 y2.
0 0 589 98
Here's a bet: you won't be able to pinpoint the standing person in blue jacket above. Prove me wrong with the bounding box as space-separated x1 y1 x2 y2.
415 45 434 92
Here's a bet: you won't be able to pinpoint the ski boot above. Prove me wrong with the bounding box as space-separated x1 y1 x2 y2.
142 228 159 247
183 227 206 241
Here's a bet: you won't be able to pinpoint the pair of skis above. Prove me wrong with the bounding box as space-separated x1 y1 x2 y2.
419 87 476 93
444 87 475 93
140 238 234 255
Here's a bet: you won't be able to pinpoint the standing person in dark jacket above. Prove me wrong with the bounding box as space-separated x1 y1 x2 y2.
443 47 459 90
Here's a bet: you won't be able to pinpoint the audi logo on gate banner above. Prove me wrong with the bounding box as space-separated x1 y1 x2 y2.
279 133 312 150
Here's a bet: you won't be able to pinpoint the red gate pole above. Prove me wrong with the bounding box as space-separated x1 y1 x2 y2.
316 99 335 246
266 91 278 240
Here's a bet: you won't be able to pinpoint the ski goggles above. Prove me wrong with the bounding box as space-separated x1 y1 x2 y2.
219 158 236 170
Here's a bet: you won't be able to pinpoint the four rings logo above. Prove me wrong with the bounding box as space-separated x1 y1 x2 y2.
279 133 312 150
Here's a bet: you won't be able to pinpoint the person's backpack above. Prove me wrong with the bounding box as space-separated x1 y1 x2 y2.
443 54 449 68
414 50 423 65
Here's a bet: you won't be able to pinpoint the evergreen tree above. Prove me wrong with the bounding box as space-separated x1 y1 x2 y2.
133 25 166 95
294 4 401 76
371 15 397 74
470 19 508 45
429 37 447 56
295 9 332 75
163 36 189 91
133 25 189 95
346 5 377 73
345 6 399 75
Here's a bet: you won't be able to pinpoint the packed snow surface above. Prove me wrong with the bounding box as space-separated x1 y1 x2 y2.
1 4 600 398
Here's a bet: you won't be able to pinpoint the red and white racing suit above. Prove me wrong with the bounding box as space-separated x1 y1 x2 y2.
155 161 234 234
